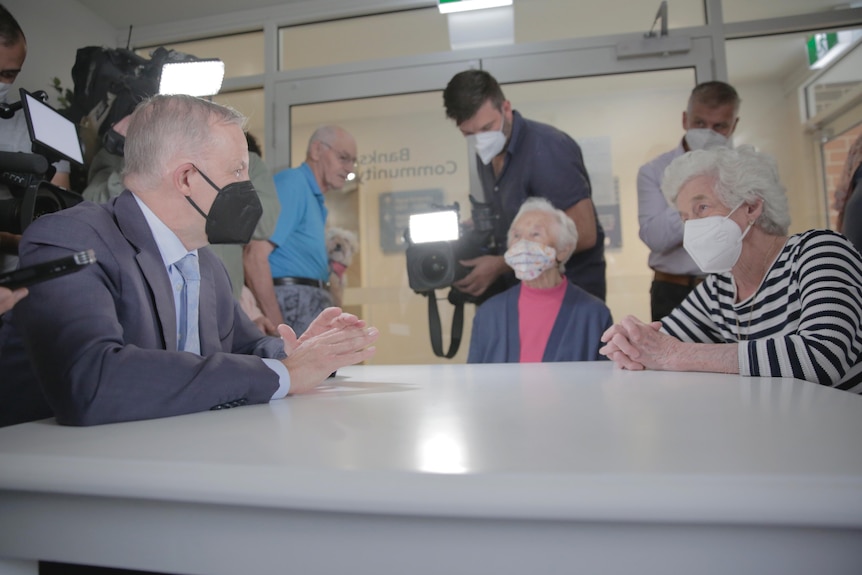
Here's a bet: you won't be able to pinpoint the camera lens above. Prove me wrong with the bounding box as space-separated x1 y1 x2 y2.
0 198 23 235
419 251 450 285
406 242 456 292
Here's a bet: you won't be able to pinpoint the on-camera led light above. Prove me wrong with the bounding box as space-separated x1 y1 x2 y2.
408 211 460 244
158 60 225 97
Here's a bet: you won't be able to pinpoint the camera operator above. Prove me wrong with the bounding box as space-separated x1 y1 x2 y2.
443 69 607 302
0 4 71 273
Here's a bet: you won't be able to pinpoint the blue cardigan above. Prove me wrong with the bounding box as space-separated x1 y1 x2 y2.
467 282 612 363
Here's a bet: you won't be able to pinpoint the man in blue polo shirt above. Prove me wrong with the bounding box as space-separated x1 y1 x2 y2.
442 69 606 301
244 125 357 336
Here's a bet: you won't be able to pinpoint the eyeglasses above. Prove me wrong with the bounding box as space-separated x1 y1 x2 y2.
320 141 357 169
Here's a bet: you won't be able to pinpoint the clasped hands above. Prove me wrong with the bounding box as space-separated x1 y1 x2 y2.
599 315 680 371
278 307 379 394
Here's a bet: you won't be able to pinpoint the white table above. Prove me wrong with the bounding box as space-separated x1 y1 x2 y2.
1 362 861 575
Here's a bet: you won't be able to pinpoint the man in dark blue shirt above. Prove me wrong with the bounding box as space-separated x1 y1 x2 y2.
443 69 606 301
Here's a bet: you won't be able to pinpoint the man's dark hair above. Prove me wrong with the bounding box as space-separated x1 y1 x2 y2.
443 69 506 125
245 131 262 156
688 81 740 114
0 4 25 47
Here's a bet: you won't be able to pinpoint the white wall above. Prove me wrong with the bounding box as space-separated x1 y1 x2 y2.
3 0 116 109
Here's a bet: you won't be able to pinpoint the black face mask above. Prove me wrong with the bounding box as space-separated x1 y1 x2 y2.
187 165 263 245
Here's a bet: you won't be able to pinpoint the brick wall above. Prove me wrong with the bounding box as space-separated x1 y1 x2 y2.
824 123 862 230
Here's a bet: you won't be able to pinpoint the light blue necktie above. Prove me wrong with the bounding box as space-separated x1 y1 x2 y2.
174 253 201 355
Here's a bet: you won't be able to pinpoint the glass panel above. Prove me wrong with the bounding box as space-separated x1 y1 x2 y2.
279 8 449 71
514 0 703 44
290 69 697 365
723 0 855 23
279 3 704 72
726 34 810 87
139 31 264 79
212 88 267 160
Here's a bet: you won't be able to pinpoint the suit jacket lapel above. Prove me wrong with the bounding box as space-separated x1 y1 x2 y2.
113 190 178 352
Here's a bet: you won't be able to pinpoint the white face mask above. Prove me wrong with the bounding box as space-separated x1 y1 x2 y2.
468 114 507 165
0 82 12 103
685 128 730 151
504 239 557 281
683 203 752 273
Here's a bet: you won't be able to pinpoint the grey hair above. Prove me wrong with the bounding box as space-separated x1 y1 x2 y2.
508 197 579 271
661 145 791 235
307 125 342 155
122 94 246 187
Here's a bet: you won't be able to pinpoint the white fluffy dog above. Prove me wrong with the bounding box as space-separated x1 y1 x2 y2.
326 227 359 307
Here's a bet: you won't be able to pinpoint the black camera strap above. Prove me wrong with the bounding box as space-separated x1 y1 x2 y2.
425 291 464 359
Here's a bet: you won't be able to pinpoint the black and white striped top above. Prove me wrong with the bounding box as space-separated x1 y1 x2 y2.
661 230 862 393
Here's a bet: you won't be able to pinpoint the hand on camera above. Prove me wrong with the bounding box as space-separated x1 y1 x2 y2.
0 286 28 315
453 254 507 296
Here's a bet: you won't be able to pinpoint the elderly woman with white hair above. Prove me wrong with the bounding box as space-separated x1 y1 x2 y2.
468 198 612 363
600 146 862 392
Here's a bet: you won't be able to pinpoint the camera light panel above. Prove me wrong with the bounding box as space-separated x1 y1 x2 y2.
158 60 225 97
409 210 459 244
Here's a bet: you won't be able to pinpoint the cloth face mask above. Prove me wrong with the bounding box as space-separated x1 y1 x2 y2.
186 166 263 245
504 239 557 281
683 203 752 273
685 128 730 151
468 114 507 165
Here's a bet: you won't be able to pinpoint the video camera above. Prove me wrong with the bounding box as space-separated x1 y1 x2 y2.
0 89 84 235
404 196 504 358
66 46 225 162
405 196 500 304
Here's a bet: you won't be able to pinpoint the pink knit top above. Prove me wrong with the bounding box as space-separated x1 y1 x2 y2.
518 277 567 362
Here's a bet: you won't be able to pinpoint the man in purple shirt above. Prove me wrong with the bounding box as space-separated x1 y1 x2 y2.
443 69 606 302
637 81 740 320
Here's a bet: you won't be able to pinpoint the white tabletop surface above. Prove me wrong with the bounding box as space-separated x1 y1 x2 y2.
2 362 861 529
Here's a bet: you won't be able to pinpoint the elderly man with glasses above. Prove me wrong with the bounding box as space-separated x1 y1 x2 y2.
245 125 358 336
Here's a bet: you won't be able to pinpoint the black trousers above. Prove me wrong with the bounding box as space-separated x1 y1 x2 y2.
649 279 696 322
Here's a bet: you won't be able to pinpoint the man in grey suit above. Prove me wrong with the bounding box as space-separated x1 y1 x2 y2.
2 94 378 427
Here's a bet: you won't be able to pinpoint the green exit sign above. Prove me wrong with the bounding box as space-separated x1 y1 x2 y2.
807 32 839 67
